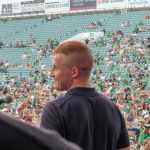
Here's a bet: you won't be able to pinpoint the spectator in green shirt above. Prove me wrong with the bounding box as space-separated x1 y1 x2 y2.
134 25 139 33
142 73 148 89
138 20 144 26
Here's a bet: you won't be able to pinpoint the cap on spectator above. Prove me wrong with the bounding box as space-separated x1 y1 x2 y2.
144 114 149 119
127 116 134 121
9 92 13 95
123 100 128 103
128 101 134 105
145 124 150 128
136 108 142 112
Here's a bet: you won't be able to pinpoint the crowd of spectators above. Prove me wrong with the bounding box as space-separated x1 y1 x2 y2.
87 21 102 29
0 15 150 149
86 19 150 149
0 61 9 73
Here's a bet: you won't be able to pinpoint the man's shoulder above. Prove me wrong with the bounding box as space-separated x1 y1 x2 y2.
98 93 114 105
47 91 116 111
48 95 74 108
93 94 119 114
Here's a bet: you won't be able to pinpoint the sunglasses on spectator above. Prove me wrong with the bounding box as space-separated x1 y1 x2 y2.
130 138 135 141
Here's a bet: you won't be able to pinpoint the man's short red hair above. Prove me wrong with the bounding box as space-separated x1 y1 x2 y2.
54 41 94 77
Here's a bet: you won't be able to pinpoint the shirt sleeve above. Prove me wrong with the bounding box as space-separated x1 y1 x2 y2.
40 102 64 136
116 107 130 149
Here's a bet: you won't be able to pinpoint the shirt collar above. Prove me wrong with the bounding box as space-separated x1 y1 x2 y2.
66 87 99 97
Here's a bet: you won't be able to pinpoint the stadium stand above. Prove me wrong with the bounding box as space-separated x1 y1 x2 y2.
0 8 150 149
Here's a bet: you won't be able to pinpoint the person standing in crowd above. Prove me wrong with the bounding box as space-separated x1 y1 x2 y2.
40 41 130 150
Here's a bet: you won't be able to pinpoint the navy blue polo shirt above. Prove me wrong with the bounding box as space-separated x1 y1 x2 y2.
41 87 130 150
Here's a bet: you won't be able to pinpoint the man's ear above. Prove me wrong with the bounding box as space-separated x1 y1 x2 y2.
72 67 79 78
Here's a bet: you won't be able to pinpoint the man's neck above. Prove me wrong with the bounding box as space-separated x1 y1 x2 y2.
67 79 91 91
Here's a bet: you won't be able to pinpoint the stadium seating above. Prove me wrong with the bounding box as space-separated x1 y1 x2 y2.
0 9 150 80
